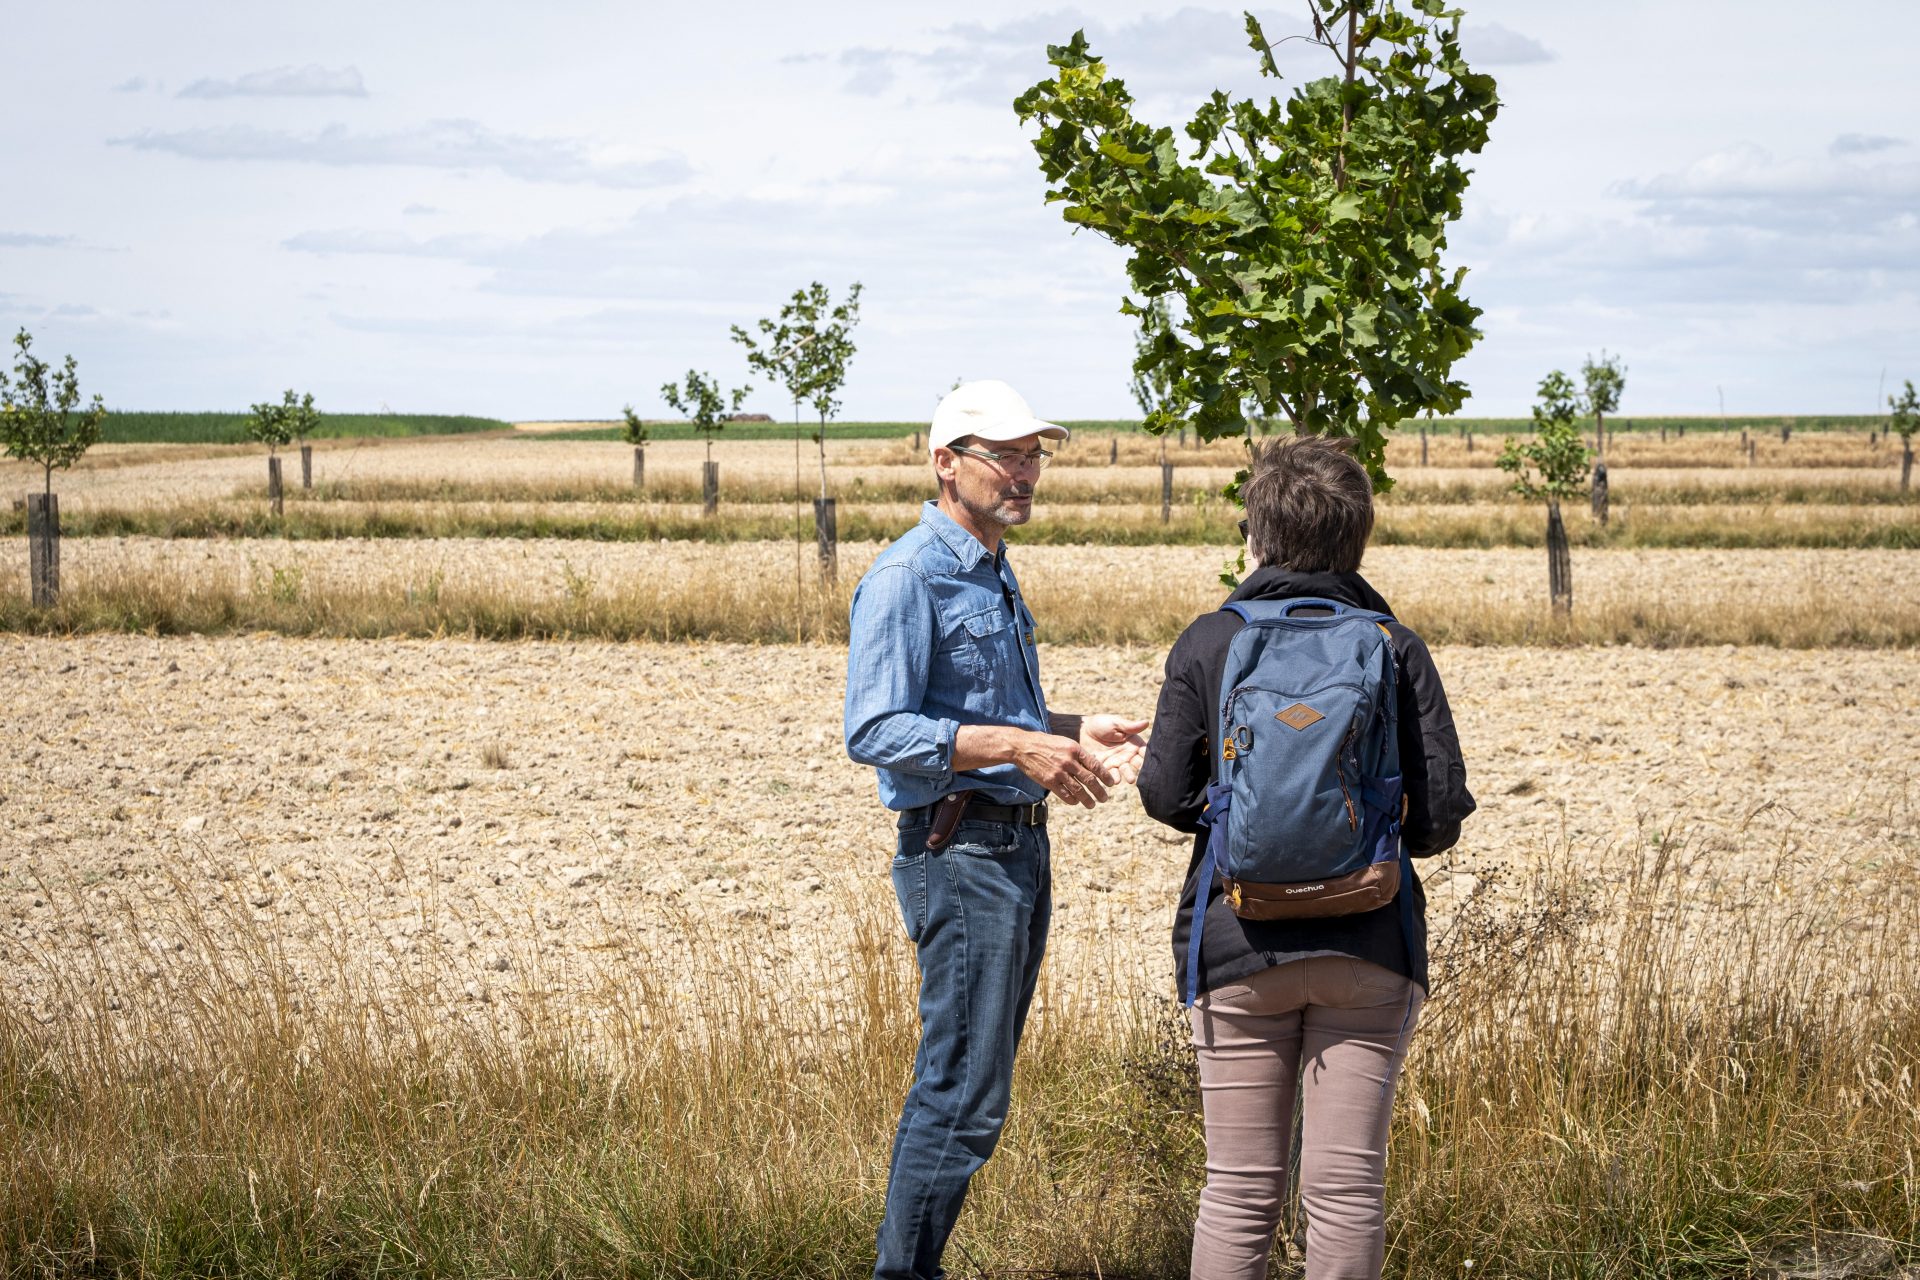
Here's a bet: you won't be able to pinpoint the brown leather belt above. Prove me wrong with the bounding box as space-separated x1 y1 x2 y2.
910 791 1048 850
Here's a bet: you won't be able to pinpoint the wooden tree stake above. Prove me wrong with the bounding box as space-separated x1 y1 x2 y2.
268 456 284 517
814 497 838 580
633 447 645 489
702 460 719 515
1590 461 1609 527
1547 500 1571 615
1160 460 1173 524
27 492 59 608
300 444 313 490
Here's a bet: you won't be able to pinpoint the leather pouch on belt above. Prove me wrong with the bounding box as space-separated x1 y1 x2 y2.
925 791 975 851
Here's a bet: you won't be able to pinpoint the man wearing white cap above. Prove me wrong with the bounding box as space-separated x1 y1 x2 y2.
845 379 1149 1279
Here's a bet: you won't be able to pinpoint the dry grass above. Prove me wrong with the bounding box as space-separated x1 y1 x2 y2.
2 832 1914 1278
0 539 1916 647
223 468 1918 507
6 494 1915 550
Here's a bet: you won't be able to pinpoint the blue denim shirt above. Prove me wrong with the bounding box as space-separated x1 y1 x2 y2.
845 501 1051 811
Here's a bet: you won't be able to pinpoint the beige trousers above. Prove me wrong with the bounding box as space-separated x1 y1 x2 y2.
1187 955 1424 1280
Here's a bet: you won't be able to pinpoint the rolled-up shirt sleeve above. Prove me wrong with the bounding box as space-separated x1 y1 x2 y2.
844 564 958 783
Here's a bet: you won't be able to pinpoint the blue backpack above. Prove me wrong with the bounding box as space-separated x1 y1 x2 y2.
1186 597 1410 1005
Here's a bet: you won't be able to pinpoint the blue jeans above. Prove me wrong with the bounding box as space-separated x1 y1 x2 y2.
875 814 1052 1280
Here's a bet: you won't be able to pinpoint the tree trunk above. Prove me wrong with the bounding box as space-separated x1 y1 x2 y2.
1748 438 1757 466
1179 427 1188 449
1595 411 1605 457
1904 442 1913 492
1465 430 1473 454
27 492 59 608
912 430 920 453
1590 462 1609 527
1161 460 1173 524
702 461 719 515
300 444 313 490
814 497 838 581
1660 424 1667 443
1780 424 1791 444
1109 436 1118 465
633 446 645 489
818 416 829 500
268 456 284 517
1420 424 1428 466
1547 500 1571 616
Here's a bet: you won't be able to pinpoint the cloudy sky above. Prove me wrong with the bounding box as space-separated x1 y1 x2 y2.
3 1 1915 421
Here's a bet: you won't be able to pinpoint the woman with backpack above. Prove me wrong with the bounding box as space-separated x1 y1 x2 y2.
1137 435 1476 1280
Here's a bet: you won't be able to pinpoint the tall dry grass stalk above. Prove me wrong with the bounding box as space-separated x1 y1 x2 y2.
1 541 1916 647
223 471 1919 508
3 835 1915 1278
7 497 1916 551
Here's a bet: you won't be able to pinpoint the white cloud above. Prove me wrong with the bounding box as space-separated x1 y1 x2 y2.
1831 132 1906 156
177 64 368 99
402 203 441 216
0 232 78 248
111 76 155 93
107 119 694 188
1460 23 1553 65
798 9 1544 108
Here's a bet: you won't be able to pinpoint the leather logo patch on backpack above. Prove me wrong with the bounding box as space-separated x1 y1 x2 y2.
1275 703 1325 731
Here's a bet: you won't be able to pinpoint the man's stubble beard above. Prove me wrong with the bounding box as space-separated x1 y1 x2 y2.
962 489 1033 529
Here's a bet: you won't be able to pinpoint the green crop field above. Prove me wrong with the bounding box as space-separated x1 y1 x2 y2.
98 412 514 444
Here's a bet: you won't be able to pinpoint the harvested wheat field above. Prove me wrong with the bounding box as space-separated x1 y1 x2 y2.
3 633 1914 1024
4 430 1909 514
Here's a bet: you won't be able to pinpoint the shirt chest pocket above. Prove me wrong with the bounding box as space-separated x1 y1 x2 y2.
954 606 1019 685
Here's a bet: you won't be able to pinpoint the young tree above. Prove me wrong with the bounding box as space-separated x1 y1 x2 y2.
1891 379 1918 493
732 281 864 499
0 328 104 500
0 328 105 607
1014 1 1499 494
659 370 748 469
1498 370 1591 615
1581 350 1625 455
246 390 297 456
286 390 321 488
620 404 650 488
1131 297 1184 520
661 369 747 516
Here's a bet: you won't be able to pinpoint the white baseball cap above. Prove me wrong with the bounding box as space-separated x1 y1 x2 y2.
928 380 1069 453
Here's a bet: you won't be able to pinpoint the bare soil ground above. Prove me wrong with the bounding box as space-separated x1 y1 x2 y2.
4 635 1913 1023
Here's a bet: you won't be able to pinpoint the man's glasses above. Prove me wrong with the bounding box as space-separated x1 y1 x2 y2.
950 443 1054 472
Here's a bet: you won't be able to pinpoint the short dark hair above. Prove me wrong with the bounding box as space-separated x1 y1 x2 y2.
1241 436 1374 573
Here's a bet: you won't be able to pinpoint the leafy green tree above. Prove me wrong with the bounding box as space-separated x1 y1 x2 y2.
660 369 748 468
1890 379 1917 493
1129 296 1180 449
0 328 105 498
1013 1 1498 493
1498 370 1591 614
1581 350 1625 455
246 390 298 455
732 281 863 498
620 404 650 488
620 404 650 449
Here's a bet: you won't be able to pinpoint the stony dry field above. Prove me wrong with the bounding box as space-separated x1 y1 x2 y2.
4 634 1914 1024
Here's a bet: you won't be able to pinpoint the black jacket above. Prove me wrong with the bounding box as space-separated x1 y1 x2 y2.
1137 566 1475 997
